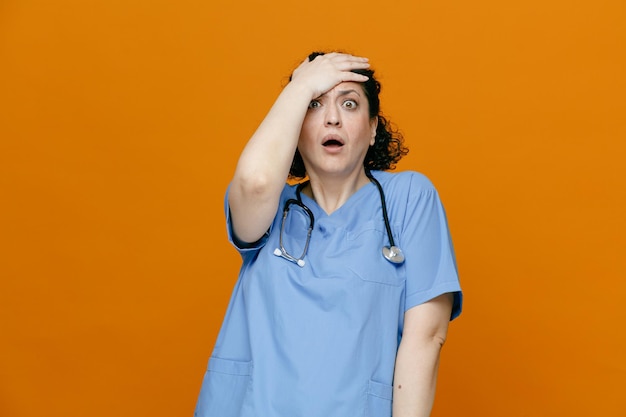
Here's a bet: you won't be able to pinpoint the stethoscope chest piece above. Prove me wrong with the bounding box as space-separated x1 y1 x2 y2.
382 245 405 264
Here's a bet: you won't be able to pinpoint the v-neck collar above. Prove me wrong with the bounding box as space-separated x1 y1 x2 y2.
296 179 377 219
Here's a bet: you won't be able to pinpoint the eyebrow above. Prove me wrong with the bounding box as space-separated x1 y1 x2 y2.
316 89 361 100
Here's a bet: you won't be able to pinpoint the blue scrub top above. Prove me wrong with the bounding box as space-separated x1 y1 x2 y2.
195 170 462 417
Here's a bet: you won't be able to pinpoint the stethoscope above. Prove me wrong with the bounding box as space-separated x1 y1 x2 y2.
273 171 405 267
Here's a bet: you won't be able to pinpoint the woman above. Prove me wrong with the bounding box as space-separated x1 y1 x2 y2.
195 52 462 417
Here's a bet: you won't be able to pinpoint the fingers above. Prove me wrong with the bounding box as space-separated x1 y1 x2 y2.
291 52 371 98
309 52 369 64
310 52 370 74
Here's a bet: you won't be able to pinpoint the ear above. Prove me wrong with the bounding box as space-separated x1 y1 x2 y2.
369 117 378 146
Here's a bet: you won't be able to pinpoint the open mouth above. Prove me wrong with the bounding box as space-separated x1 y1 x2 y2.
322 136 344 147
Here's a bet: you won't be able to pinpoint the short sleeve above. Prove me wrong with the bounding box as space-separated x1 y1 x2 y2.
400 174 462 320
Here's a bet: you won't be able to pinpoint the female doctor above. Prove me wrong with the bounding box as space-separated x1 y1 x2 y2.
195 52 462 417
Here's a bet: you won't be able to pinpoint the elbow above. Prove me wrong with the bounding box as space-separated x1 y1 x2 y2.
407 326 449 352
430 323 450 351
401 330 448 353
433 333 447 350
234 171 274 198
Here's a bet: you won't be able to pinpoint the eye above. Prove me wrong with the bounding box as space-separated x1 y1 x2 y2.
308 100 321 109
342 99 358 109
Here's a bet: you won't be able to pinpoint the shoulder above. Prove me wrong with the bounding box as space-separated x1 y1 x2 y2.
372 170 437 194
370 171 444 216
280 182 302 201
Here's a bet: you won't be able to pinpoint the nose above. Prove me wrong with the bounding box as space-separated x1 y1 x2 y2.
324 104 341 126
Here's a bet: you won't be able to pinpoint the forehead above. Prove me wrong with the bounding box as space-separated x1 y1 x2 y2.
322 82 366 97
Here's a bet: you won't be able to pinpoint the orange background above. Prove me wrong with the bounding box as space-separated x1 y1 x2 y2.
1 0 624 416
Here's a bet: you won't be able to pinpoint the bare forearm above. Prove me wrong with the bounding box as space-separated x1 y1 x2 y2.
392 340 442 417
392 294 453 417
233 81 311 190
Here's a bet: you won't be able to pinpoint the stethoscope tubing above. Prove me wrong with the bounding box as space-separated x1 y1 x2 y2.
274 170 404 266
365 170 396 248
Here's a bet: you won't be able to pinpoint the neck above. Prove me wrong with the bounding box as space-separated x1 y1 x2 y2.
304 169 371 215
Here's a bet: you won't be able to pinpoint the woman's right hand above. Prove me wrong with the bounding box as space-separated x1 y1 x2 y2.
289 53 370 100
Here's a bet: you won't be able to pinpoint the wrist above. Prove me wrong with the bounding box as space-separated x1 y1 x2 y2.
284 78 318 101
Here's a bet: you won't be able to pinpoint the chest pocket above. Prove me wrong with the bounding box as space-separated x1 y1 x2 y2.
346 220 406 286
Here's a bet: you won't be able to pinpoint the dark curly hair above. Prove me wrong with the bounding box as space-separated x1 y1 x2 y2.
289 51 408 179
